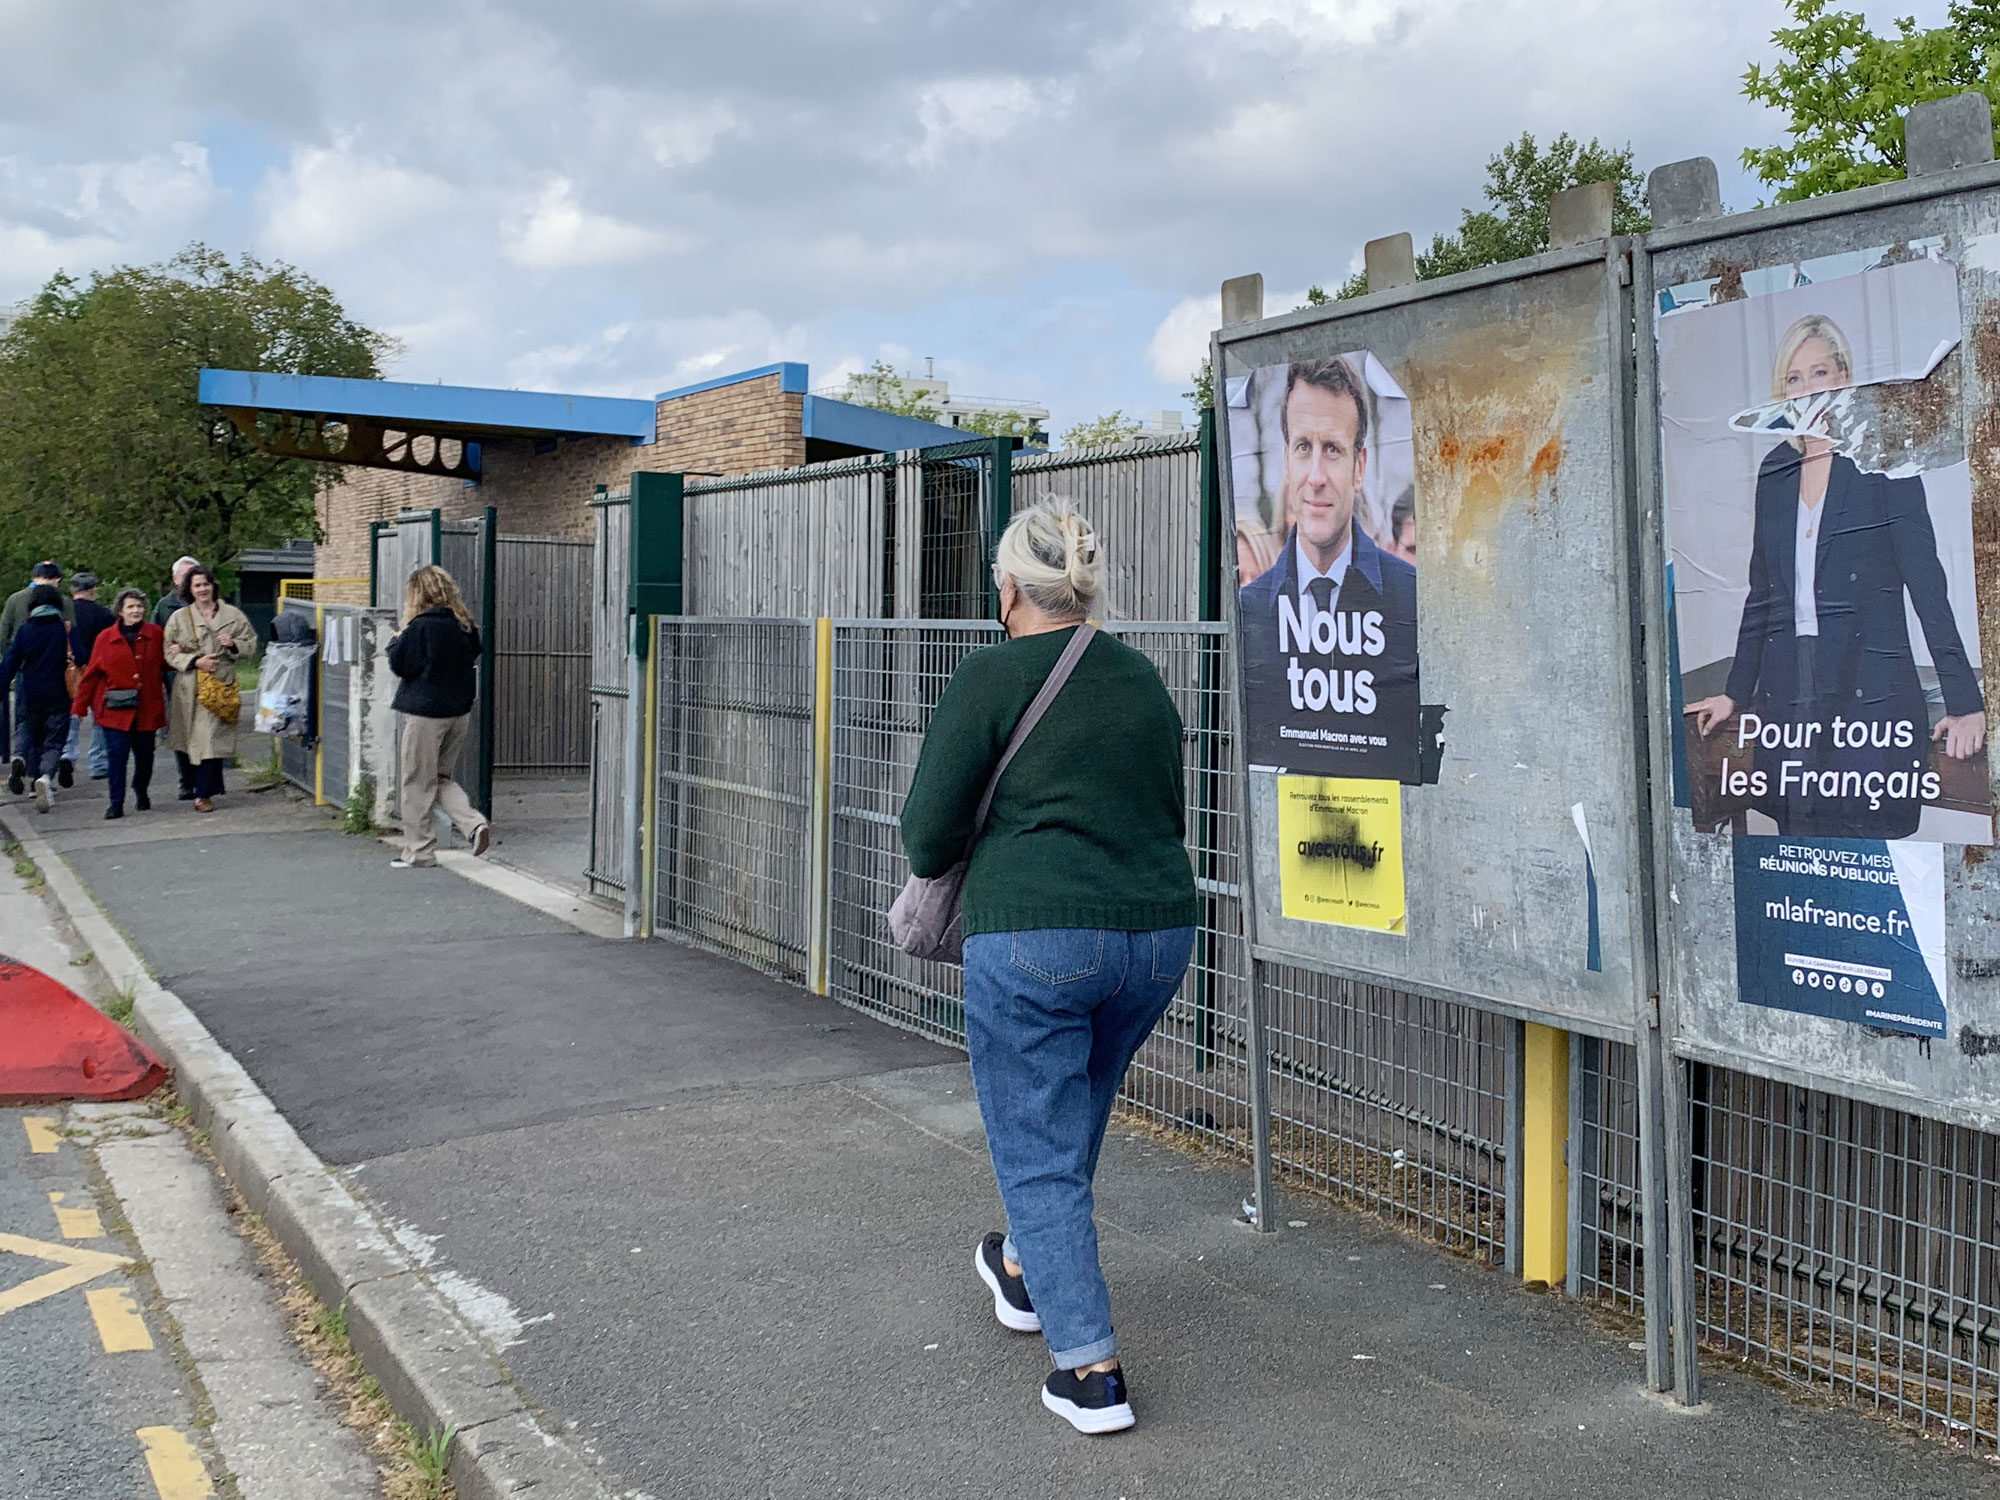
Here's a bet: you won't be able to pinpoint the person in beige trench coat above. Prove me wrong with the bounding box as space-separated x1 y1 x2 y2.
163 565 257 812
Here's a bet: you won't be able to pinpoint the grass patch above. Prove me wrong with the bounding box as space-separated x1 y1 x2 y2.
341 773 380 837
68 950 92 967
6 837 43 890
244 736 285 789
404 1424 457 1499
105 983 136 1026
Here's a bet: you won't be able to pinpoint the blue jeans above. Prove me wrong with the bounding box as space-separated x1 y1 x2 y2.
100 727 154 809
961 925 1195 1369
65 713 110 776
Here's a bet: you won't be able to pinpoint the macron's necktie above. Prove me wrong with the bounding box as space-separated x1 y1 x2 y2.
1307 576 1336 620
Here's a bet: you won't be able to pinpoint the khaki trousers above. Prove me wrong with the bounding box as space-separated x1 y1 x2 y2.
398 712 483 863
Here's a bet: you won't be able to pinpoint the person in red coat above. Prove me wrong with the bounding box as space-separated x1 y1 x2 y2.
71 588 167 820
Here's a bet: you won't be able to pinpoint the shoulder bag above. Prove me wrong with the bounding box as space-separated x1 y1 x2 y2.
888 623 1096 964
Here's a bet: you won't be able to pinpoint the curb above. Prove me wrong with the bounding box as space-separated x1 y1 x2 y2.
2 807 615 1500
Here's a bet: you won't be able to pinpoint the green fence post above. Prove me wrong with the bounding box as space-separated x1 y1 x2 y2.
985 434 1012 619
367 520 384 607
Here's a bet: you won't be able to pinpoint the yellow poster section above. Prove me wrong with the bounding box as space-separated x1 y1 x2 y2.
1277 777 1406 933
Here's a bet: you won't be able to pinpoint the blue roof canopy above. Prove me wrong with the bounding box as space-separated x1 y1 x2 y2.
801 394 968 451
197 369 656 441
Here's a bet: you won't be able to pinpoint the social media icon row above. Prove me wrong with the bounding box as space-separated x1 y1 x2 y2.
1791 969 1885 998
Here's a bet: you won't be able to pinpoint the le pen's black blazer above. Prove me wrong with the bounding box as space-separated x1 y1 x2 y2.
1238 521 1419 781
1721 446 1981 834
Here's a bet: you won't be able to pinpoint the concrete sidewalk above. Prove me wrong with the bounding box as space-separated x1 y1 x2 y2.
16 787 1999 1498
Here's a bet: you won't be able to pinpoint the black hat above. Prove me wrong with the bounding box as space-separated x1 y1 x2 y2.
69 571 99 592
30 561 60 580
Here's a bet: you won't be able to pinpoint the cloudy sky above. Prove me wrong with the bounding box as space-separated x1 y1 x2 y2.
0 0 1951 435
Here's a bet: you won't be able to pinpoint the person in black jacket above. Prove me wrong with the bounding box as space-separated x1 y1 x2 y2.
386 565 491 868
65 572 116 785
0 585 79 811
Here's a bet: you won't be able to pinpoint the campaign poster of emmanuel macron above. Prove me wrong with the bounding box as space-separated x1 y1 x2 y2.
1231 353 1421 783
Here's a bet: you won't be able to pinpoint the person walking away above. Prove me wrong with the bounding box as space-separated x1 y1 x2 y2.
71 589 165 820
155 557 200 800
65 572 115 786
386 565 491 868
0 562 74 777
163 566 256 813
899 501 1198 1435
0 584 81 811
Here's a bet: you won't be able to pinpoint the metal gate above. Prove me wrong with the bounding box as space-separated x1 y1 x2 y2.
587 489 631 897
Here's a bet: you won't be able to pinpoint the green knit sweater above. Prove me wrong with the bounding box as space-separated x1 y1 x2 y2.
900 626 1198 936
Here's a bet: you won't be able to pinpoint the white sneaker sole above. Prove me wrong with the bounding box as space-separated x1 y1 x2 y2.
470 823 492 857
973 1242 1041 1333
33 779 50 813
1041 1386 1135 1434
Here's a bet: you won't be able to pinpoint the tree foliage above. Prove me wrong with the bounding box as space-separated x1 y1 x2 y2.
1741 0 2000 202
956 407 1044 441
1061 410 1142 449
1337 132 1649 298
850 358 942 420
0 245 387 594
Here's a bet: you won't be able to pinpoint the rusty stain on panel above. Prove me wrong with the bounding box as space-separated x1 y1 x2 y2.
1397 285 1596 580
1704 257 1748 303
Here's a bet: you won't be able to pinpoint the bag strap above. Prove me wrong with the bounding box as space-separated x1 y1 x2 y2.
970 623 1097 837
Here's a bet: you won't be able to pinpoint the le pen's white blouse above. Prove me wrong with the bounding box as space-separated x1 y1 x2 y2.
1794 495 1821 639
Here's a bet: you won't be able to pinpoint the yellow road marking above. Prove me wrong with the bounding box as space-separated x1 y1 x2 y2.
86 1285 152 1351
0 1230 130 1315
137 1426 214 1500
22 1116 60 1153
48 1191 103 1239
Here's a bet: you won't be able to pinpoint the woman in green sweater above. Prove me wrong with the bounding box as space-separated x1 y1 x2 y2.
901 500 1198 1435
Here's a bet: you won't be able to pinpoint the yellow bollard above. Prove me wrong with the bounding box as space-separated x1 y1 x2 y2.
1521 1021 1569 1286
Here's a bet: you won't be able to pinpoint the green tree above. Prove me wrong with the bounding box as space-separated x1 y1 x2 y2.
1741 0 2000 202
0 245 387 594
1181 132 1646 405
1337 132 1650 297
956 407 1045 442
849 359 941 420
1061 410 1142 448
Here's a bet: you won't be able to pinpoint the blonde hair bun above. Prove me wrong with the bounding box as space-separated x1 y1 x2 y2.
993 500 1105 620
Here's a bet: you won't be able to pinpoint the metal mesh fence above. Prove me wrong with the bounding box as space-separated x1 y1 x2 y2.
1686 1062 2000 1448
917 456 992 619
1261 964 1510 1263
823 620 1250 1149
652 619 816 982
1574 1038 1647 1315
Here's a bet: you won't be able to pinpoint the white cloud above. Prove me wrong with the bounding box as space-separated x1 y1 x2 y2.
503 177 681 270
1147 287 1310 383
0 143 218 289
645 105 737 168
258 145 458 260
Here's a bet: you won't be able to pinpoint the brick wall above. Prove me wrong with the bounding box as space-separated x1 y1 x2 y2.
316 371 806 581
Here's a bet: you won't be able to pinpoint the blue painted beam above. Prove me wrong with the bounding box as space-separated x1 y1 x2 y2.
654 362 809 401
197 369 656 440
801 394 968 452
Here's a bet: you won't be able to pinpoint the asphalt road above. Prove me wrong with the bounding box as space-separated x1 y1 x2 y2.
35 794 2000 1499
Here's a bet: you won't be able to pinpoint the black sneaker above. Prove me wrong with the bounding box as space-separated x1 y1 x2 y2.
1041 1367 1134 1434
974 1233 1040 1333
57 758 72 789
177 787 196 801
7 757 22 796
104 804 122 820
134 790 150 811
